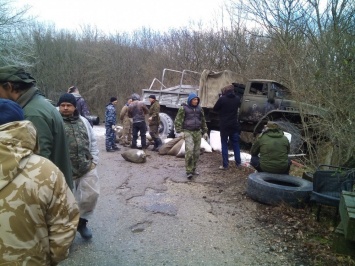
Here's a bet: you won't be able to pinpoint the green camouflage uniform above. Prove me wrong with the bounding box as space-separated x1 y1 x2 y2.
119 105 132 145
148 100 161 140
174 93 208 175
62 113 100 219
0 121 79 265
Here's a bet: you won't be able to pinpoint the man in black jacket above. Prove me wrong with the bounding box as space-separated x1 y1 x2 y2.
213 84 242 170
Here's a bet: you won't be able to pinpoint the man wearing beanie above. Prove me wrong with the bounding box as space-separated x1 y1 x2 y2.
58 93 100 240
0 65 73 189
0 98 79 265
148 94 162 151
105 97 119 152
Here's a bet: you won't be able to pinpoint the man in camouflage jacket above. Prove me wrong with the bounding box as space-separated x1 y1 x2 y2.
174 93 208 179
0 99 79 265
119 97 133 146
105 97 119 152
148 94 162 151
58 93 100 240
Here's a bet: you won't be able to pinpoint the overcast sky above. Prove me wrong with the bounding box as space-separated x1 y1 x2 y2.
13 0 227 34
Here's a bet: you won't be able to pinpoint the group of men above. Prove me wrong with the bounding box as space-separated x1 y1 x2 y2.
104 93 163 152
0 65 290 264
104 84 291 180
174 84 290 179
0 66 100 265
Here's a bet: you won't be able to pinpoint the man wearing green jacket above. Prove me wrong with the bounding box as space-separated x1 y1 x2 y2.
0 66 73 189
250 121 291 174
148 94 162 151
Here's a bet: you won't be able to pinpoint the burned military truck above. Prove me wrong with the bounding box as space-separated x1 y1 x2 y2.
142 69 323 153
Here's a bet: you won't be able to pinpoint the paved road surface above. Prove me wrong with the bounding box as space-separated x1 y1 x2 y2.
60 125 294 266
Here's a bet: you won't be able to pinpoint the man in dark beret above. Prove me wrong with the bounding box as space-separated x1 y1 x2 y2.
0 65 73 189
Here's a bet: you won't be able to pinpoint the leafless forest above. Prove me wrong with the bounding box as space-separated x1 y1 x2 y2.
1 0 354 168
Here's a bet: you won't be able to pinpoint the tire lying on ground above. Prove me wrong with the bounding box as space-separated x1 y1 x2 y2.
247 172 312 207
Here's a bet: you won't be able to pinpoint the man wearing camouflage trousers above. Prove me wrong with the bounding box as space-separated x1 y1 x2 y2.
174 93 208 179
119 97 133 146
105 97 119 152
148 94 162 151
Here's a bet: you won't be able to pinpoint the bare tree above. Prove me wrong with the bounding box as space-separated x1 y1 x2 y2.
0 0 32 65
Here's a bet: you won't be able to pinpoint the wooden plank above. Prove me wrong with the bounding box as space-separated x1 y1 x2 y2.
339 191 355 241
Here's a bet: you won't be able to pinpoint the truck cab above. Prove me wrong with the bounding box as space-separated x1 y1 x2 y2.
239 79 295 127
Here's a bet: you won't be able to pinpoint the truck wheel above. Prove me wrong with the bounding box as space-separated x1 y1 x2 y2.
159 113 175 138
247 172 312 207
274 120 303 154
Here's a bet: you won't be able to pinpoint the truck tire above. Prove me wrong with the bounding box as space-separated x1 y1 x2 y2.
274 120 303 154
247 172 312 207
159 113 175 138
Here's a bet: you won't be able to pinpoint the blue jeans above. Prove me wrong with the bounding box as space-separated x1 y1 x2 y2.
220 131 241 168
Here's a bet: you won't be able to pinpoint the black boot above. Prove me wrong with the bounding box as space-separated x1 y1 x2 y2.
155 138 163 151
151 139 158 151
77 218 92 240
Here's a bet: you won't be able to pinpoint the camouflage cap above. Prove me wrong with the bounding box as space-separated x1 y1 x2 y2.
0 65 36 84
266 121 279 129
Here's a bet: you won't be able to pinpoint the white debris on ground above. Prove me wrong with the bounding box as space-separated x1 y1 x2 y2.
95 125 252 166
93 126 106 138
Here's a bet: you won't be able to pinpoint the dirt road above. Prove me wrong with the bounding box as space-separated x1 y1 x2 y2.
60 125 305 266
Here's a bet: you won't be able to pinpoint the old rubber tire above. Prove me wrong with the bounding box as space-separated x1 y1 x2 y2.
247 172 312 207
159 113 174 138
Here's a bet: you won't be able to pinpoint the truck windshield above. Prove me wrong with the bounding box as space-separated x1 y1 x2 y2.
272 83 290 98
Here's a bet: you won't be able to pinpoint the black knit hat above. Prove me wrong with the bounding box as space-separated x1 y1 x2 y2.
149 95 156 100
110 97 117 103
57 93 77 107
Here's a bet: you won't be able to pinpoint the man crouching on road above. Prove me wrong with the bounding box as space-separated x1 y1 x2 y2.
250 121 291 174
58 93 100 240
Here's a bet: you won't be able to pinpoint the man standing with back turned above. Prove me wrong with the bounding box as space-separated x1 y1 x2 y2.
250 121 291 174
128 93 149 150
213 84 242 170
